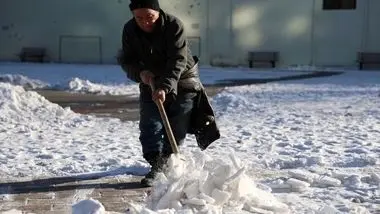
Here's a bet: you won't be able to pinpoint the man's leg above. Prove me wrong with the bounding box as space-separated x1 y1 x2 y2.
139 97 166 186
139 99 165 156
162 92 197 155
138 92 196 186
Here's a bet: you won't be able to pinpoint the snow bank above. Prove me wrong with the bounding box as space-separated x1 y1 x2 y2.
67 77 139 96
0 82 143 178
0 83 77 126
0 73 139 96
0 74 49 89
0 209 23 214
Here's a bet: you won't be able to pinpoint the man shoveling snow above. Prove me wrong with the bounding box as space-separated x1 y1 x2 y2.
117 0 220 187
102 0 286 212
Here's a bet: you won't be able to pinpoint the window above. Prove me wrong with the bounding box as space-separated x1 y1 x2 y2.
323 0 356 10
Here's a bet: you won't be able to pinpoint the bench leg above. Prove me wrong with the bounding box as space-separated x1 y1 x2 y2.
249 60 253 68
271 61 275 68
359 62 363 70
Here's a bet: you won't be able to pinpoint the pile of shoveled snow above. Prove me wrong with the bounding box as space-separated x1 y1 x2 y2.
0 81 143 178
73 152 290 214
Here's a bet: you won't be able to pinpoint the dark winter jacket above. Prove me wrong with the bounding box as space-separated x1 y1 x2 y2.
118 9 201 96
118 9 220 150
188 88 221 150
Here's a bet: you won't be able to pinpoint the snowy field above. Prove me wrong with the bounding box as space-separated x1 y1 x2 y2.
0 62 379 214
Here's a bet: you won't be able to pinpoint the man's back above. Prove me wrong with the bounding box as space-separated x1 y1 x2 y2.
122 10 195 76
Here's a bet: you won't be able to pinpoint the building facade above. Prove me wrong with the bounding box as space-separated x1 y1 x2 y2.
1 0 379 67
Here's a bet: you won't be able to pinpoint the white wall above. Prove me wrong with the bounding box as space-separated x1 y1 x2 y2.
206 0 380 67
1 0 131 63
0 0 204 64
1 0 380 67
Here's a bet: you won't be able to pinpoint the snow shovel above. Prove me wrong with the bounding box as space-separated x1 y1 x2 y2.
149 81 180 154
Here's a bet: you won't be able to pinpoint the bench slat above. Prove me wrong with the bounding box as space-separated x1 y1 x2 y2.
248 51 278 68
357 52 380 69
21 48 45 55
19 47 46 62
358 53 380 63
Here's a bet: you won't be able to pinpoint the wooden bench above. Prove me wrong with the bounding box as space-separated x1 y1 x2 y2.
19 47 47 62
248 51 278 68
357 52 380 70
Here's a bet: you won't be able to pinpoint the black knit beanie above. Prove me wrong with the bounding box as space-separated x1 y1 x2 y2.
129 0 160 11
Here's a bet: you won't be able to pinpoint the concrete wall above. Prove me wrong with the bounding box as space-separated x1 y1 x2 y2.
0 0 131 64
0 0 205 64
159 0 206 62
1 0 380 67
365 0 380 52
311 0 365 66
228 0 313 66
208 0 379 67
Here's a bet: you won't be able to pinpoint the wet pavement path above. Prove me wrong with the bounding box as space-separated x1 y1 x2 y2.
35 71 342 121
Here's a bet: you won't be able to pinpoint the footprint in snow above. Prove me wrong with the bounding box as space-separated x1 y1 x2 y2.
344 148 369 154
293 144 311 151
277 142 290 147
36 154 54 159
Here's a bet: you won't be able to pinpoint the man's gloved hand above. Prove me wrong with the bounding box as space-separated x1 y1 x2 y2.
141 70 166 103
152 89 166 103
140 70 154 85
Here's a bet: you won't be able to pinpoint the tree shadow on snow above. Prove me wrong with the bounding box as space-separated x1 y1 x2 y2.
0 167 149 195
204 71 344 87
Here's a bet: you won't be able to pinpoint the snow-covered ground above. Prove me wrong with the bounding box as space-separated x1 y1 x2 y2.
0 62 379 214
0 62 314 96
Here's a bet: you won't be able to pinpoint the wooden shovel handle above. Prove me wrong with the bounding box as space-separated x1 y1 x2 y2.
150 81 179 154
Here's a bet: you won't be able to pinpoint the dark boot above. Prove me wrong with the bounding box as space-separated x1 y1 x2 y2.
141 152 169 187
140 164 160 187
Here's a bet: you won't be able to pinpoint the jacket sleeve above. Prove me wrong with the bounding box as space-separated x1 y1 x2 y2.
117 24 143 83
156 20 187 94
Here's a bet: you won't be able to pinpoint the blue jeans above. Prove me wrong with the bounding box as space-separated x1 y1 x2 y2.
139 92 196 157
